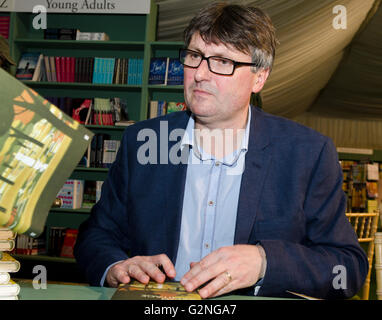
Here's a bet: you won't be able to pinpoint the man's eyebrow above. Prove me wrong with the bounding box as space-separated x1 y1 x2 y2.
187 47 230 58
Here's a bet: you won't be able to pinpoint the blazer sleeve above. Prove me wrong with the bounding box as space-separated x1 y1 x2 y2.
74 131 131 286
257 138 369 299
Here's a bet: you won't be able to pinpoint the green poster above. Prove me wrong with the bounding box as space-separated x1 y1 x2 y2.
0 68 93 237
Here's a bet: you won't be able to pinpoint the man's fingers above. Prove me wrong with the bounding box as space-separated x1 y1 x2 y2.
127 263 150 284
107 264 131 287
198 271 233 298
153 254 176 279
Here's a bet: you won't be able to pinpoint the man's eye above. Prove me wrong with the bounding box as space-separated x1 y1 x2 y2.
189 53 200 59
216 58 230 65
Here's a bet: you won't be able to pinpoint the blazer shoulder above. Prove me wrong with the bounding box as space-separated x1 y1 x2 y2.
124 111 191 133
255 108 331 146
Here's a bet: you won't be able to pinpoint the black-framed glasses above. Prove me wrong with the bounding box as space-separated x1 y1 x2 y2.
179 49 258 76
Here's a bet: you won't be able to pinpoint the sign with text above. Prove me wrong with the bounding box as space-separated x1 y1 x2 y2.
0 0 150 14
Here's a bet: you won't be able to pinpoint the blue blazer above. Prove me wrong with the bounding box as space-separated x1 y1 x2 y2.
74 106 368 298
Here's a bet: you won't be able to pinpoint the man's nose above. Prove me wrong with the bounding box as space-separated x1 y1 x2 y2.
194 59 211 81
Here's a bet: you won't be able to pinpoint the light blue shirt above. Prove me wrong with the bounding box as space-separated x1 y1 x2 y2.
101 107 252 287
174 108 250 280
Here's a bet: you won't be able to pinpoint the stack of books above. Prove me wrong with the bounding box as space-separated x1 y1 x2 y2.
0 228 21 300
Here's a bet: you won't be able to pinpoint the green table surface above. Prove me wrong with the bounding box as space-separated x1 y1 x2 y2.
15 279 290 300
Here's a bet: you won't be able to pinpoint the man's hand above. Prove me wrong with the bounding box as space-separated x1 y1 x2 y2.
106 254 176 287
180 244 266 298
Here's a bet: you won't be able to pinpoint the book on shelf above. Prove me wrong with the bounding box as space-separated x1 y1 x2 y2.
31 54 44 81
48 227 67 256
166 58 184 85
15 52 41 81
112 280 201 300
56 179 84 209
0 16 10 39
367 200 378 213
0 253 20 272
60 228 78 258
367 163 379 181
0 279 20 299
102 140 121 168
148 57 169 85
44 28 78 40
167 102 187 113
48 227 79 258
148 57 183 85
114 120 136 127
76 31 109 41
15 232 46 256
149 101 186 118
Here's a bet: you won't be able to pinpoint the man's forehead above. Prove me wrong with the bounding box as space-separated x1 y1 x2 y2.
188 32 250 58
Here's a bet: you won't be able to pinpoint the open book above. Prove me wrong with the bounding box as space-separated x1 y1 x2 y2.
0 68 93 237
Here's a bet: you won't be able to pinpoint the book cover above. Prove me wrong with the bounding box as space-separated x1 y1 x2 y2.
0 253 20 272
148 57 169 85
0 68 93 237
167 102 187 113
15 53 41 81
112 280 201 300
166 58 184 85
82 180 97 208
31 54 44 82
56 180 84 209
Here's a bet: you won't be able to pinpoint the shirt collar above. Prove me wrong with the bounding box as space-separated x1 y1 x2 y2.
180 106 251 163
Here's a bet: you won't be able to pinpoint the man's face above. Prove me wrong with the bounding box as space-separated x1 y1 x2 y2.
184 33 263 129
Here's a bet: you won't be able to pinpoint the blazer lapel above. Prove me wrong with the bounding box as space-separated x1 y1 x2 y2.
234 106 272 244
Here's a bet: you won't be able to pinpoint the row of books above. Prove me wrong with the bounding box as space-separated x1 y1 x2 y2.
45 96 132 127
56 179 104 209
48 227 78 258
149 101 187 119
340 161 380 212
149 57 183 85
83 134 121 169
0 228 20 300
13 233 46 256
0 15 10 39
44 28 109 41
15 52 144 85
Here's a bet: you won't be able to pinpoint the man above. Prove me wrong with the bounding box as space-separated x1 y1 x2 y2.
74 3 368 299
0 35 15 72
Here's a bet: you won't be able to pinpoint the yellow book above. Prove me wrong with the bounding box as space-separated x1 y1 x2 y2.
0 253 20 272
0 228 17 240
0 239 15 251
0 279 20 297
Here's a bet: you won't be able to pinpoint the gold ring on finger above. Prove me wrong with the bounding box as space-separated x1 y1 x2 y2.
225 271 232 282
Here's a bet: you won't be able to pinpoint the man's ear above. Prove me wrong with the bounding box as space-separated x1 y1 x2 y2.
252 68 270 93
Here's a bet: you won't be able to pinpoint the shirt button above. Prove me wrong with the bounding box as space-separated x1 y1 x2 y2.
215 161 221 167
204 243 209 248
208 200 214 206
